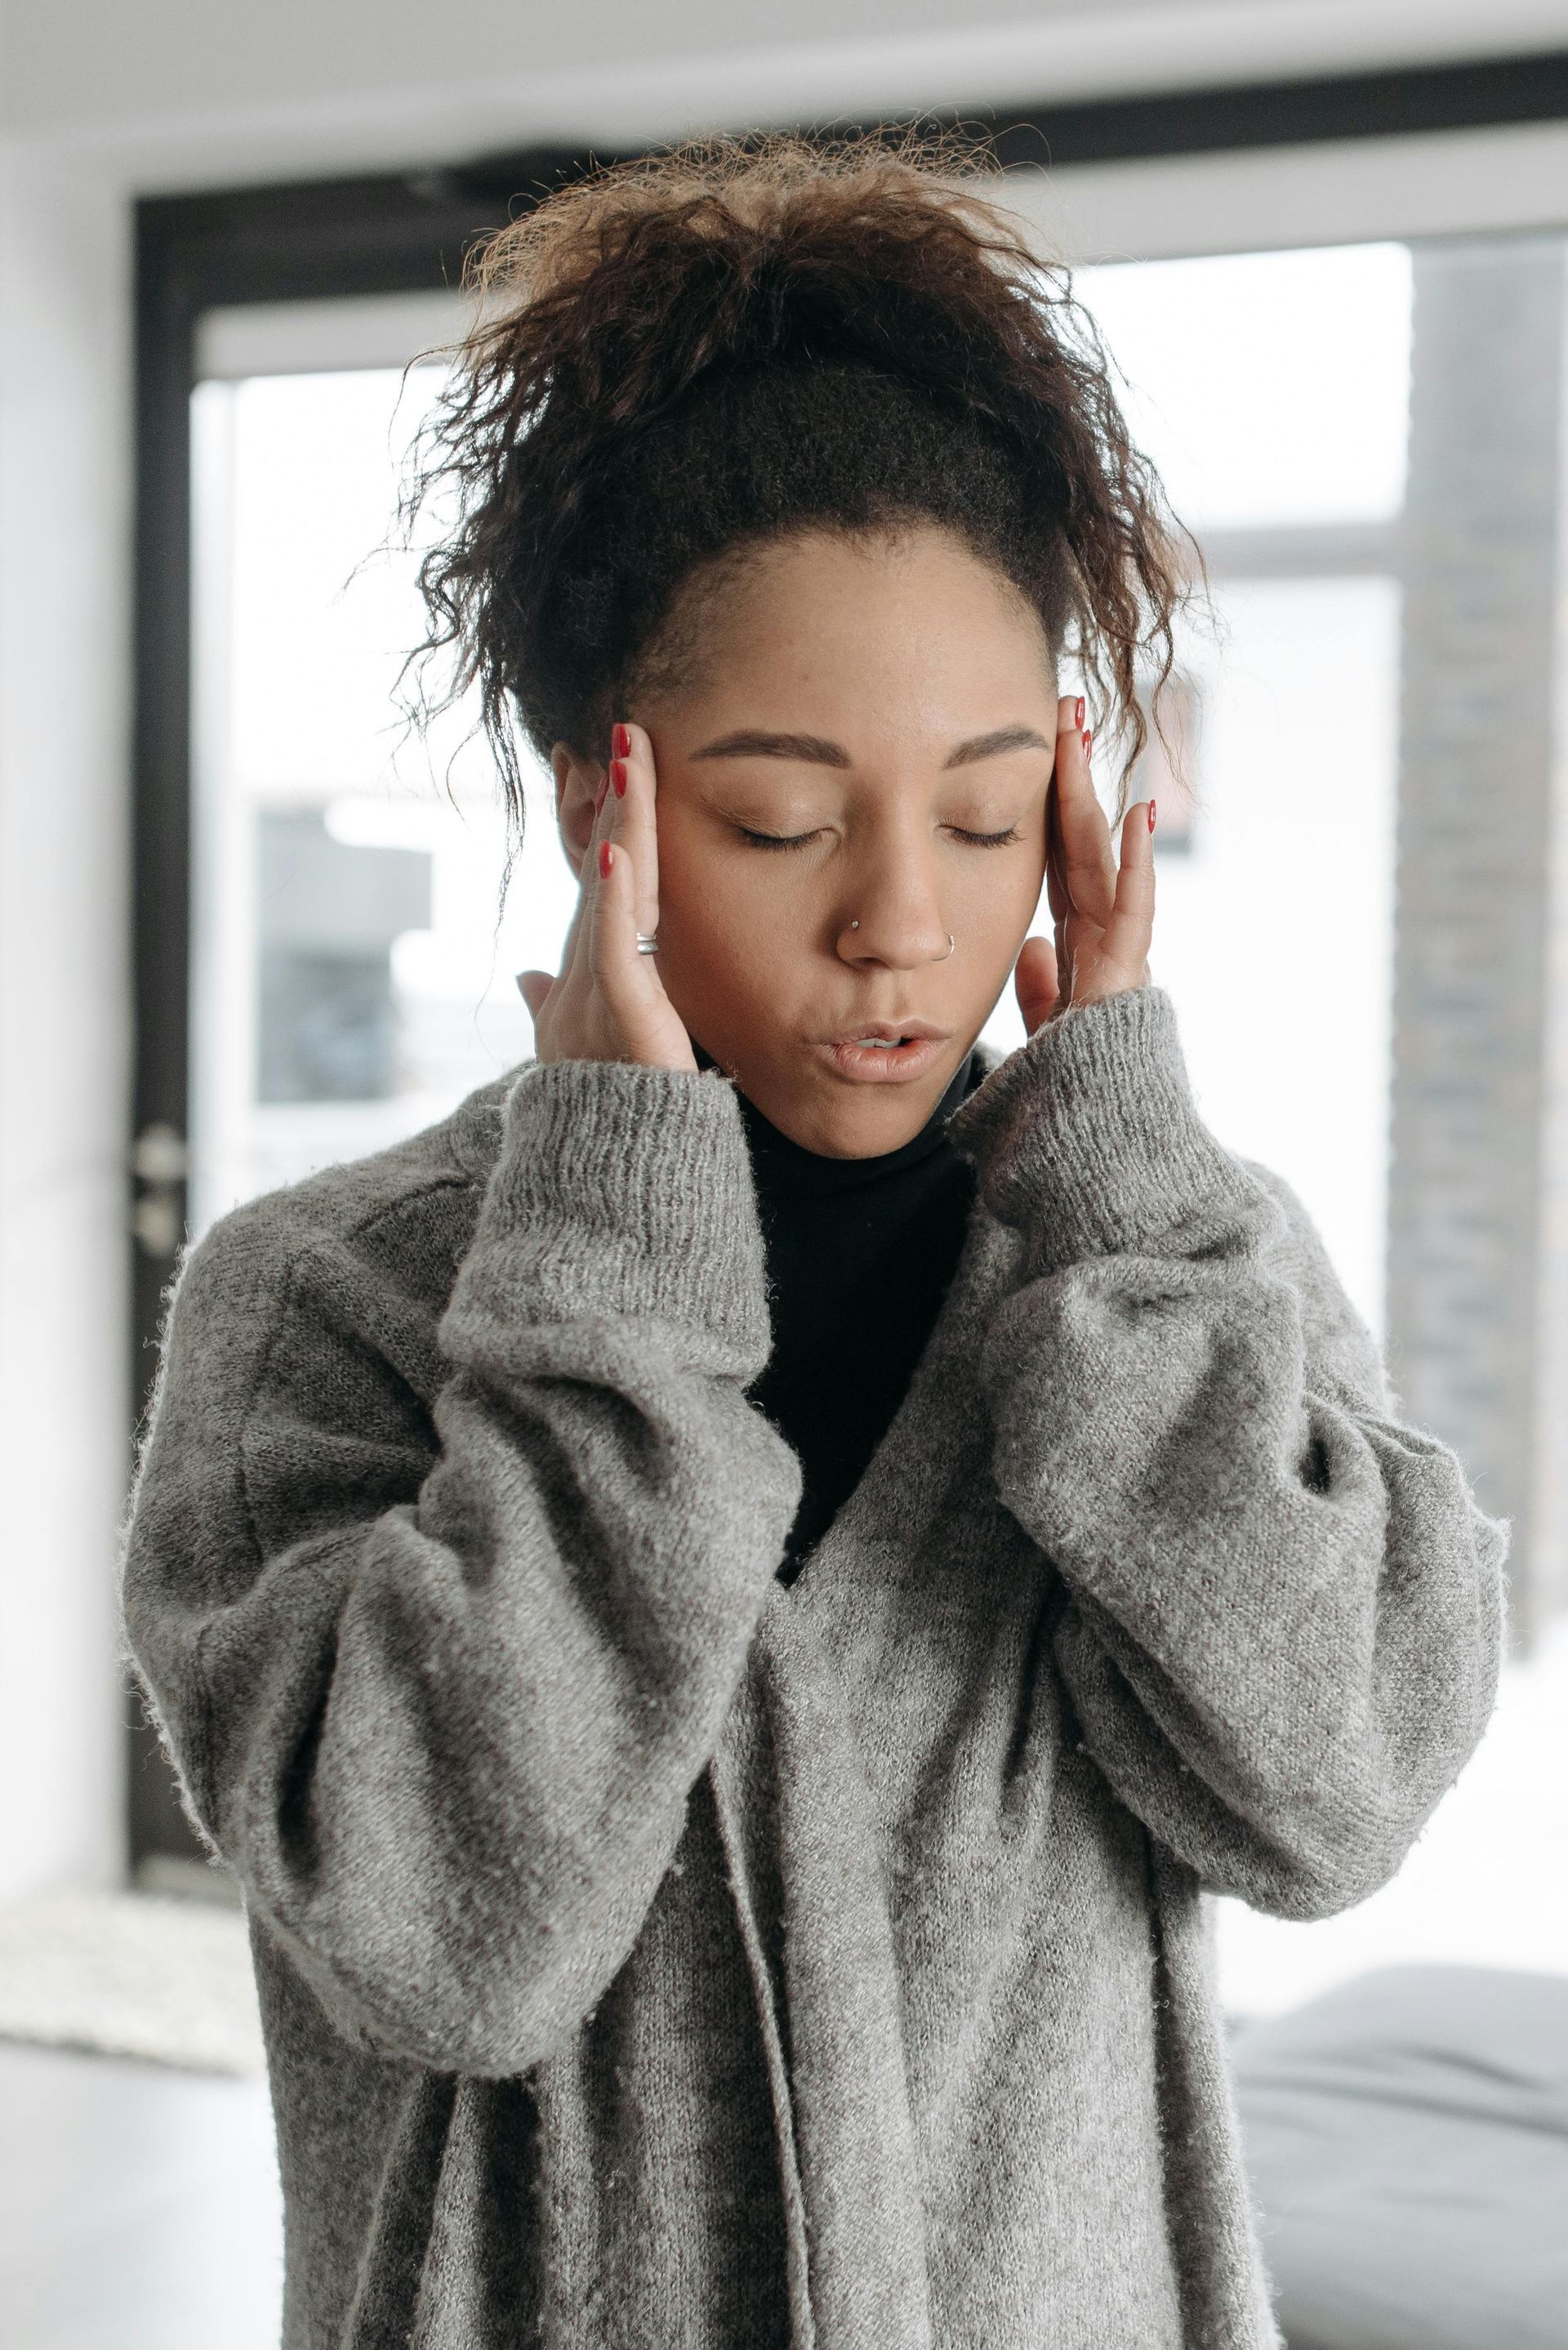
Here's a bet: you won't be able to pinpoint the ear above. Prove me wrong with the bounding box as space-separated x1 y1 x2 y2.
552 740 605 880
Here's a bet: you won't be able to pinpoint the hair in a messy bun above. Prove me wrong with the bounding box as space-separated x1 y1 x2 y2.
406 130 1198 839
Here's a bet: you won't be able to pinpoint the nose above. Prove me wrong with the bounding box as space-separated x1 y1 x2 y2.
837 908 953 970
834 838 953 970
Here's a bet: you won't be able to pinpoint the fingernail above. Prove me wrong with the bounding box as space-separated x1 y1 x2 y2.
612 722 631 759
1074 697 1085 729
1082 729 1092 758
1148 800 1157 833
598 839 612 879
595 774 609 814
610 757 629 799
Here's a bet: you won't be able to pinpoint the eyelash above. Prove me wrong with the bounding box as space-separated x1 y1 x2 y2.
737 825 1023 852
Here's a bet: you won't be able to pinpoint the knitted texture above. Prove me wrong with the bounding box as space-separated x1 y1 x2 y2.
119 985 1508 2348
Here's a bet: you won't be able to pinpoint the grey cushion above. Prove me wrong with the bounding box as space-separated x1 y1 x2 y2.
1230 1964 1568 2350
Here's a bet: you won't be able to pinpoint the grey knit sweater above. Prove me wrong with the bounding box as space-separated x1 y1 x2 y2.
118 985 1508 2350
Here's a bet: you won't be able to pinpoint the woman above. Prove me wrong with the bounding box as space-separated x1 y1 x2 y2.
120 136 1508 2349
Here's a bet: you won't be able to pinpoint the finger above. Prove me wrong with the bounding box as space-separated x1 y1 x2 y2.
1013 934 1059 1035
1045 767 1070 926
608 720 662 942
1054 701 1117 926
587 836 666 1035
515 970 555 1021
1046 776 1076 1002
555 769 612 988
1099 797 1157 977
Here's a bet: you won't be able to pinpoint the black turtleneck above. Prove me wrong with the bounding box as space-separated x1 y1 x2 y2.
696 1045 987 1585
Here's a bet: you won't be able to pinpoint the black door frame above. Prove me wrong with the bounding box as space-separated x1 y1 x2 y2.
127 51 1568 1867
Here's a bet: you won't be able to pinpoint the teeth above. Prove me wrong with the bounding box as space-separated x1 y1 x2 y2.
851 1037 901 1048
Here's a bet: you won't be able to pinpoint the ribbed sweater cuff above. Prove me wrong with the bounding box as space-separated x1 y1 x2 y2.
470 1058 771 1362
947 986 1254 1267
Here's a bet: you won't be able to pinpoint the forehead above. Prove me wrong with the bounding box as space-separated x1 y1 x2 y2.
640 523 1058 727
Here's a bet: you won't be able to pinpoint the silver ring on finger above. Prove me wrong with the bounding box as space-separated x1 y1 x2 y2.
635 931 660 956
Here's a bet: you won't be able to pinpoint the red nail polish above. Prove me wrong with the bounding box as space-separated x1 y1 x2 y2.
612 722 631 759
1074 697 1085 729
1148 800 1157 833
594 775 609 814
610 757 628 798
598 839 612 879
1082 729 1092 757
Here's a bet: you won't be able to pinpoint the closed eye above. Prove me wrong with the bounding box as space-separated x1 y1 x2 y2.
737 826 824 851
737 823 1024 851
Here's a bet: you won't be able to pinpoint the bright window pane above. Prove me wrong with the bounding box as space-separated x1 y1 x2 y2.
1075 243 1412 530
981 572 1397 1342
188 368 578 1238
1152 575 1398 1336
982 242 1406 1340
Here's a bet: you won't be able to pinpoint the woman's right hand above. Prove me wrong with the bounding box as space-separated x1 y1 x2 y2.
516 721 698 1072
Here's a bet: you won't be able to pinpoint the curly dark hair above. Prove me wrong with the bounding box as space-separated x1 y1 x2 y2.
404 128 1200 845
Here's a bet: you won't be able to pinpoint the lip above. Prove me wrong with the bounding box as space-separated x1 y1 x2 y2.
820 1019 949 1046
814 1019 954 1085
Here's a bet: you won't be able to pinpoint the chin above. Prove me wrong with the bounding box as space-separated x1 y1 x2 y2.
790 1081 937 1160
706 1035 949 1157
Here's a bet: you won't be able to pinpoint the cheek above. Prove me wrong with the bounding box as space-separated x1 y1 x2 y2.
658 808 809 933
672 893 766 988
654 826 804 1010
947 846 1047 961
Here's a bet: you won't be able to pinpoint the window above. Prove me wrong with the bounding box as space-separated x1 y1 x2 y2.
189 336 540 1236
983 242 1411 1336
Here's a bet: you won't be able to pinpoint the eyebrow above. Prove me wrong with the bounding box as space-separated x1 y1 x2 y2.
688 724 1053 769
942 725 1053 768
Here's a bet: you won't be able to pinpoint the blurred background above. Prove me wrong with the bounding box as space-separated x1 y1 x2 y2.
4 2 1568 2344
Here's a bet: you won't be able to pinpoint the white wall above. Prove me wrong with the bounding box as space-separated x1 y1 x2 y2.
8 1 1568 187
0 154 132 1897
2 0 1568 1899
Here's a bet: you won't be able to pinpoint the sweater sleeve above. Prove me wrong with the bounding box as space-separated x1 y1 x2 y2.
119 1059 801 2076
947 987 1510 1920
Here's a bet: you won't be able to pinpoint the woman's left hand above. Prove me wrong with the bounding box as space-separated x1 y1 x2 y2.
1013 693 1156 1036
